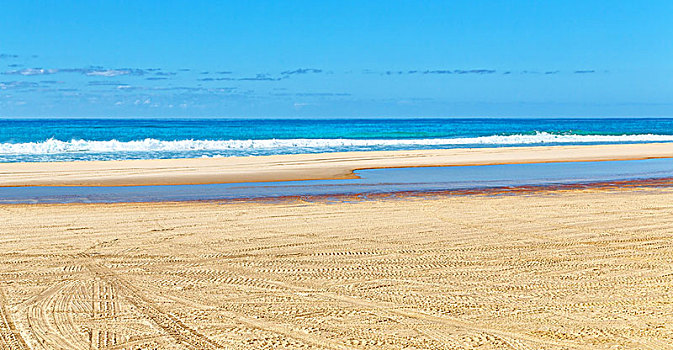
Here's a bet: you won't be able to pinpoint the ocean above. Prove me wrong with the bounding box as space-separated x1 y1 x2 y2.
1 118 673 162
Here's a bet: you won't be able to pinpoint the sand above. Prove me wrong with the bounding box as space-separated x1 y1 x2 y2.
2 187 673 349
2 142 673 186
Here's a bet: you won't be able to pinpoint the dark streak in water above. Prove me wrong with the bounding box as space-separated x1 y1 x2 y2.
215 177 673 205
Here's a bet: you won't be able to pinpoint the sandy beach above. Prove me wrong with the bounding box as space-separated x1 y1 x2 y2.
1 185 672 349
2 142 673 187
2 143 673 349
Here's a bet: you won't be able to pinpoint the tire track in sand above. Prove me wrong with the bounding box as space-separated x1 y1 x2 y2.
79 253 225 350
0 287 29 350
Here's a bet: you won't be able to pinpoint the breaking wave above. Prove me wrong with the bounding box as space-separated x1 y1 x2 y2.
1 132 673 155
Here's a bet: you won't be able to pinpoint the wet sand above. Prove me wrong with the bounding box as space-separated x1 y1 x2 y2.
2 186 673 349
2 142 673 186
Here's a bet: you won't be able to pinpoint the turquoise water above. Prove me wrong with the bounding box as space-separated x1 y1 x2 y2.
3 159 673 203
1 118 673 162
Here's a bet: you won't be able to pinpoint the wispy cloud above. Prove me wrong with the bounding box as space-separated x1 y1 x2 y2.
422 70 453 74
281 68 323 75
368 68 602 76
272 92 351 97
88 81 124 86
296 92 350 96
422 69 496 75
0 81 39 89
154 86 236 92
111 86 238 93
369 69 499 75
2 53 615 115
200 69 321 82
84 68 146 77
3 68 59 76
238 74 282 81
3 66 153 77
198 77 234 82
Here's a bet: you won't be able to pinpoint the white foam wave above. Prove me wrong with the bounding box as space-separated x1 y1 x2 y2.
1 132 673 155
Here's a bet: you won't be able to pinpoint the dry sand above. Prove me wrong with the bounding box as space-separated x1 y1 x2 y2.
1 187 673 349
2 142 673 186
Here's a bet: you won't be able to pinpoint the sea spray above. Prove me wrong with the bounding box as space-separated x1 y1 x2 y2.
2 132 673 156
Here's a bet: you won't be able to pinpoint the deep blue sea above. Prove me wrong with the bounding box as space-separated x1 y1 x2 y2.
1 118 673 162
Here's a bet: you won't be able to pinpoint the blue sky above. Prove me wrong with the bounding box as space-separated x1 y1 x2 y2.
0 1 671 118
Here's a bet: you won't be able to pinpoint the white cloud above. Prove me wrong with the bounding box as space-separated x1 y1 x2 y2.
4 68 59 75
86 69 131 77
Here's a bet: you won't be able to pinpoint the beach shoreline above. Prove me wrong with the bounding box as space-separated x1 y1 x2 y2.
4 176 673 206
2 142 673 187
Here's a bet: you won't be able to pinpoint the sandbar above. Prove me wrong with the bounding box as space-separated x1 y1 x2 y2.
1 142 673 186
